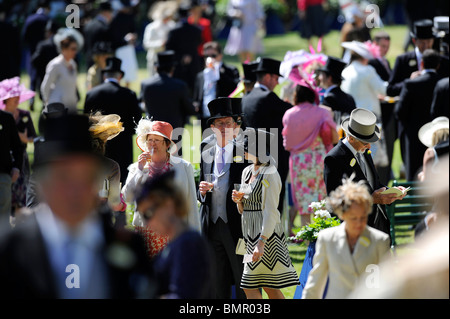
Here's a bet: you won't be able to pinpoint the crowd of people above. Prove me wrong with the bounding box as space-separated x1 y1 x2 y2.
0 0 449 300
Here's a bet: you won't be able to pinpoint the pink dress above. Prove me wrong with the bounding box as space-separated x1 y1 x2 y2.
282 103 335 215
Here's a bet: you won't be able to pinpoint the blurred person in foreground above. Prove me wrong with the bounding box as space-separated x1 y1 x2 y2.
136 170 213 299
349 155 449 299
0 114 155 298
302 177 390 299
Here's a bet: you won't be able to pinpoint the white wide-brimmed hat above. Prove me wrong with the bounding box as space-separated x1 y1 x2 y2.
341 108 381 143
418 116 449 148
53 27 84 51
135 118 177 154
341 41 374 60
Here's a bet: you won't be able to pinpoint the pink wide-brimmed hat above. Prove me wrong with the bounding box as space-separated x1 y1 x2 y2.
0 77 35 109
135 118 177 154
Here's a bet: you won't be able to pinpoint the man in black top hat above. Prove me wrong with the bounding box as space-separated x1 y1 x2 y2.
0 113 155 299
241 57 292 214
84 57 142 185
317 56 356 126
198 97 247 299
388 19 449 97
200 97 244 153
140 50 195 157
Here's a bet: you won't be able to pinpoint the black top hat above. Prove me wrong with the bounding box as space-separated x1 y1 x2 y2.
206 97 236 126
317 56 347 81
242 61 258 83
411 19 436 39
34 114 104 167
155 50 176 68
254 57 283 77
102 57 125 76
230 98 243 117
43 102 68 118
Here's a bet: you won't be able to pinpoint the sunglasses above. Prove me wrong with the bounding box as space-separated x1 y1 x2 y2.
204 53 218 58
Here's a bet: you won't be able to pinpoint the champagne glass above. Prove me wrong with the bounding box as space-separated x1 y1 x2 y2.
205 174 216 192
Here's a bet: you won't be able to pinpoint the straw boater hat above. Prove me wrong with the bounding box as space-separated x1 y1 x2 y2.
135 118 177 154
418 116 449 148
341 108 381 143
0 77 35 109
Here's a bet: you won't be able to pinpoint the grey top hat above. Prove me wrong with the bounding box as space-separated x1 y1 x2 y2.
341 108 381 143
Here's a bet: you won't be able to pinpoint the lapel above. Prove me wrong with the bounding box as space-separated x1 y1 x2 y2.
204 145 215 176
335 223 359 274
22 214 58 297
351 227 373 274
339 141 369 186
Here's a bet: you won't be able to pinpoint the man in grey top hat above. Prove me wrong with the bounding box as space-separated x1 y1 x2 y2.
323 109 407 237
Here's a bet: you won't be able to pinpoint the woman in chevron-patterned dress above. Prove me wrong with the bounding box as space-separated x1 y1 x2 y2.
232 133 299 298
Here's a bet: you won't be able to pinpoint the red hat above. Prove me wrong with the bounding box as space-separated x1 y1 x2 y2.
135 118 177 154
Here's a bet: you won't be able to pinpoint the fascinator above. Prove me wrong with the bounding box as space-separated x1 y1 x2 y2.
88 112 124 143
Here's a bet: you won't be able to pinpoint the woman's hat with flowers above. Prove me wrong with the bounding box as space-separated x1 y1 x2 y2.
135 118 177 154
0 77 35 109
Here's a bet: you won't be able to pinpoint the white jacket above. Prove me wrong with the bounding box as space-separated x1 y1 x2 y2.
122 156 201 232
302 223 390 299
341 60 387 119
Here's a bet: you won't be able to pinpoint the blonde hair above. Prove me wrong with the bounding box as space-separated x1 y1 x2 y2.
326 176 373 219
432 128 449 147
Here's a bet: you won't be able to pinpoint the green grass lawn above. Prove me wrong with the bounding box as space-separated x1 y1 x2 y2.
21 25 415 299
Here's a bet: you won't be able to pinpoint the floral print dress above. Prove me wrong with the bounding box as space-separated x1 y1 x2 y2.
289 136 327 215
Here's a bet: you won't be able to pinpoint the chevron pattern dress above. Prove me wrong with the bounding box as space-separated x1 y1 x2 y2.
240 166 299 289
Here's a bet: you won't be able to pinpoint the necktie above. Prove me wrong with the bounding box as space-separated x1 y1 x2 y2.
62 236 81 299
217 147 225 173
356 153 367 177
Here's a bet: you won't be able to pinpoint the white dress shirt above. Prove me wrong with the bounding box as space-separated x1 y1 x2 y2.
35 203 108 298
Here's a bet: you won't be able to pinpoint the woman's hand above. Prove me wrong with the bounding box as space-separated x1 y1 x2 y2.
252 239 265 263
231 190 244 203
137 152 151 171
